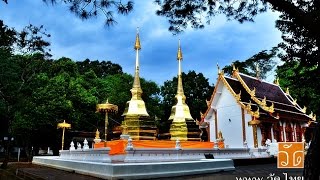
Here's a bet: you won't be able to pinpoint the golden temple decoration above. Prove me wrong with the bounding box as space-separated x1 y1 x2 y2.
261 96 267 106
220 76 260 118
177 39 183 61
302 106 307 113
233 71 274 113
134 27 141 50
235 91 241 101
217 130 224 141
274 77 280 85
121 30 156 140
217 63 224 75
95 129 100 139
169 40 196 141
57 120 71 150
122 29 149 117
285 87 290 95
313 114 316 121
293 99 297 105
206 99 210 107
248 117 260 148
246 101 252 111
250 87 256 97
309 111 314 119
97 99 118 146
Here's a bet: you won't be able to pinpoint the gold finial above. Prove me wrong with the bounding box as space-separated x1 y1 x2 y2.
285 87 289 95
206 99 210 107
95 129 100 139
261 96 267 106
218 130 224 140
309 111 314 119
235 91 241 101
246 101 252 111
217 63 224 75
268 102 274 113
274 77 279 85
134 27 141 50
293 99 297 105
302 106 307 113
177 39 183 61
250 87 256 97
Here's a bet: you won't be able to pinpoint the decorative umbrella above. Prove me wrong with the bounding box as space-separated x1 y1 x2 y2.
57 120 71 150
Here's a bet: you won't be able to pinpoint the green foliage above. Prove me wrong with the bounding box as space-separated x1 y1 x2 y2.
223 48 278 79
77 59 123 78
0 19 51 56
155 0 268 34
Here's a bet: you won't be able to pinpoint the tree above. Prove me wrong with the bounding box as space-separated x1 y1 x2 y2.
223 48 278 79
275 1 320 69
0 19 51 56
76 59 123 78
160 70 213 122
155 0 320 38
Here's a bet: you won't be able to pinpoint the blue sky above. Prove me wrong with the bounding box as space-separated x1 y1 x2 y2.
0 0 282 85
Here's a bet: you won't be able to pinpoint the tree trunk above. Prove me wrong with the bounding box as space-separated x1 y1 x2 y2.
303 123 320 179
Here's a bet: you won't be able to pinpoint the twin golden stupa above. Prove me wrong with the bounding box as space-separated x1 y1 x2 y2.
121 30 200 141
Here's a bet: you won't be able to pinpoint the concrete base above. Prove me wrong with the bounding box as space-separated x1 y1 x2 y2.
33 156 235 180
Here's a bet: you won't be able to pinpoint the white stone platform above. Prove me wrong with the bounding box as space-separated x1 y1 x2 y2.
33 156 235 180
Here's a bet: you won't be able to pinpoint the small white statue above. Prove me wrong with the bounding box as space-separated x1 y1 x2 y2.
175 139 181 150
69 141 75 151
77 142 82 150
126 137 133 150
214 140 219 149
83 138 89 150
265 139 271 146
243 140 248 148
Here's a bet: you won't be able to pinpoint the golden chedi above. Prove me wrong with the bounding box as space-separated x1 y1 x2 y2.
121 29 157 140
169 40 200 141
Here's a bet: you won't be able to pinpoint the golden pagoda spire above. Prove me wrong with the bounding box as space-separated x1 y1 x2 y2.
122 28 148 116
169 40 196 141
132 27 142 90
177 39 185 97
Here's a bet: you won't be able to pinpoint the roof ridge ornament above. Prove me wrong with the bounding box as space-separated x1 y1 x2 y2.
250 87 256 97
302 106 307 113
274 77 280 85
261 96 267 106
285 87 290 95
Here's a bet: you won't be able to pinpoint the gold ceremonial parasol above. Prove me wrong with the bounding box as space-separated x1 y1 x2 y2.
57 120 71 150
96 99 118 146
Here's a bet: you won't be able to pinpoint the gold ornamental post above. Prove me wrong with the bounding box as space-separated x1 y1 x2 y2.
57 120 71 150
96 99 118 146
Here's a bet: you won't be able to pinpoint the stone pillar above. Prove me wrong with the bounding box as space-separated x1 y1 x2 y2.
283 121 287 142
248 117 260 148
293 123 296 142
271 125 274 142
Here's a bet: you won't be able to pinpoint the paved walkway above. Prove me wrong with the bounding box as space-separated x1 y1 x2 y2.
1 162 303 180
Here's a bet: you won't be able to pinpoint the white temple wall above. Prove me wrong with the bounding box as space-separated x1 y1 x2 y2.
209 115 215 142
215 86 243 148
245 114 254 148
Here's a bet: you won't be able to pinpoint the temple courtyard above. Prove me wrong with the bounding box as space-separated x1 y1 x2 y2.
0 159 303 180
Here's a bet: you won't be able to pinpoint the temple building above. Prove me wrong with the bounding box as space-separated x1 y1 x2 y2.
121 30 157 140
203 65 316 148
169 40 200 141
